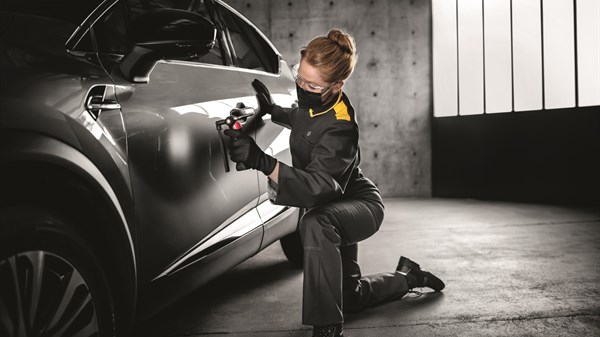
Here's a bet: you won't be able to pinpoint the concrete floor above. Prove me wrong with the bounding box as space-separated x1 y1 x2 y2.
133 198 600 337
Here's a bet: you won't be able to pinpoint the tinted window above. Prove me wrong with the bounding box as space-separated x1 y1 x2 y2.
127 0 224 65
217 3 278 73
93 2 129 54
71 1 128 54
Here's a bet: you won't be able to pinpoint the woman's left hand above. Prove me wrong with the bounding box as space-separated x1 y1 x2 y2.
252 79 275 115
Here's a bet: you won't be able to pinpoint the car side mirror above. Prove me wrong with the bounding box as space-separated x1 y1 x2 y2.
119 9 216 83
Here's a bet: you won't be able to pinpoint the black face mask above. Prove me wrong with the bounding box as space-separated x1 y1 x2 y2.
297 84 324 111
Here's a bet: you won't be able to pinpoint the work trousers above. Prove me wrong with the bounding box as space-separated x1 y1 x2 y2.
299 192 409 326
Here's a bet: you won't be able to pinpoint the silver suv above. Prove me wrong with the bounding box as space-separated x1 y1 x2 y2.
0 1 303 336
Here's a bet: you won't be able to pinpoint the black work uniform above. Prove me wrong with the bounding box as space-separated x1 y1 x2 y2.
267 92 409 326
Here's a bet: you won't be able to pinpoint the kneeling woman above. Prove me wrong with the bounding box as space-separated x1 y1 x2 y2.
225 29 445 337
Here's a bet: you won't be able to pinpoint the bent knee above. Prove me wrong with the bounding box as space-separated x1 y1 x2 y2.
299 210 340 245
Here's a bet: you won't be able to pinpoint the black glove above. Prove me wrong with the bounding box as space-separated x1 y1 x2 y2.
252 79 274 116
224 129 277 175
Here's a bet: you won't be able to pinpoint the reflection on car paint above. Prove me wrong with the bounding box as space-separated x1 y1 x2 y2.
153 197 263 280
170 97 246 200
171 94 297 119
171 100 232 118
256 200 288 224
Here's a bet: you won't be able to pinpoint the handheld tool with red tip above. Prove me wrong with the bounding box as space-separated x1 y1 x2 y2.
215 102 265 172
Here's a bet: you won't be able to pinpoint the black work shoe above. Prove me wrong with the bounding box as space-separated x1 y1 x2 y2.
312 324 343 337
397 256 445 292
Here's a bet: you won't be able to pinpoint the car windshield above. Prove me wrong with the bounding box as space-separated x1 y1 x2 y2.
0 0 103 24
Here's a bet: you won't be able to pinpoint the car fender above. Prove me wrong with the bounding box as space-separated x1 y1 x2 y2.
0 130 138 331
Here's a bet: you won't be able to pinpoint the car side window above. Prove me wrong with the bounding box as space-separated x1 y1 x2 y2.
72 1 130 55
216 3 278 73
93 2 130 55
127 0 225 66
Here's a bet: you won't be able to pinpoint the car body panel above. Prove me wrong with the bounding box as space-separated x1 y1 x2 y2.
109 60 262 284
0 0 301 329
0 9 136 238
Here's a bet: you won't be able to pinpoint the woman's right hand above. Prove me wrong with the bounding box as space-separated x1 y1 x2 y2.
252 79 274 116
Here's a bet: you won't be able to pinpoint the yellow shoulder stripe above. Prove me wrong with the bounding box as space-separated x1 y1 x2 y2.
334 101 351 121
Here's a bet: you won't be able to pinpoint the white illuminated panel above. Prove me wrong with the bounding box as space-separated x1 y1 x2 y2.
457 0 484 115
432 0 458 117
543 0 576 109
513 0 543 111
577 0 600 107
484 0 512 113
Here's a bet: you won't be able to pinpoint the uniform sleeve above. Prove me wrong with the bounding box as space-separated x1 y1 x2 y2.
268 122 358 208
270 105 297 129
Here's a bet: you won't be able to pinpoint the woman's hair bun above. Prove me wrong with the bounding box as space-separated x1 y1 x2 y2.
327 29 356 56
301 28 358 83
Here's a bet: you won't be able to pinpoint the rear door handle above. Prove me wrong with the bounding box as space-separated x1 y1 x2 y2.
85 85 121 120
87 95 121 111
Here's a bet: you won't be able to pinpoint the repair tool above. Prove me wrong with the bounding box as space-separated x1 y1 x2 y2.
216 102 265 172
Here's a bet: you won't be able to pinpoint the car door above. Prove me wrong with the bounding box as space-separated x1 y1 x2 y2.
212 1 299 247
91 0 263 291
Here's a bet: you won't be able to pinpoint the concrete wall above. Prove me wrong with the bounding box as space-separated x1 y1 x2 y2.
226 0 432 197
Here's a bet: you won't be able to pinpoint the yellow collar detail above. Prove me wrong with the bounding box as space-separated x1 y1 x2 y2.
309 91 343 118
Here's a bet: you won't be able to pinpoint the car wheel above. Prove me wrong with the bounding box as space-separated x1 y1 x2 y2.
280 231 303 269
0 208 116 337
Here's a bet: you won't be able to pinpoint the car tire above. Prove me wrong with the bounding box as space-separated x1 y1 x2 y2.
280 230 303 269
0 207 116 337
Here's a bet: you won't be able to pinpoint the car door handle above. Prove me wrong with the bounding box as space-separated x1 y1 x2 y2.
86 95 121 111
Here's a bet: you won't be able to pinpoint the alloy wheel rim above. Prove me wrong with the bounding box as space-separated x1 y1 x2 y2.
0 250 99 337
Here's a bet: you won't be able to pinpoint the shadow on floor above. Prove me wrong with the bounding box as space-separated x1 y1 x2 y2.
345 290 446 325
133 257 302 336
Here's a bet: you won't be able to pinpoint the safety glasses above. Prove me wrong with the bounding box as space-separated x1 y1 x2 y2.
292 64 334 94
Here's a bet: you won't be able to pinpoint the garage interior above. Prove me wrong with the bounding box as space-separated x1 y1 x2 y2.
134 0 599 336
